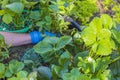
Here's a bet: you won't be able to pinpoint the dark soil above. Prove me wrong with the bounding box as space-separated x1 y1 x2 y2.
4 44 34 63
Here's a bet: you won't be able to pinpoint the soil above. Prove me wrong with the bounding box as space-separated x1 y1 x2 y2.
4 44 34 63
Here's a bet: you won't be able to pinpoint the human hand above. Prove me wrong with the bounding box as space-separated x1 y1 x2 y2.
30 31 56 44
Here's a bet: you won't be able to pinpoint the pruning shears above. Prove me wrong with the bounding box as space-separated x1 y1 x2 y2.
63 15 82 31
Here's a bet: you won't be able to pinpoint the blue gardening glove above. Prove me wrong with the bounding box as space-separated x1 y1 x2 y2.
30 31 43 44
30 31 56 44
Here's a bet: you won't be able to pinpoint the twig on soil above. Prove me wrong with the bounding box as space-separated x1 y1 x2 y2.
96 0 106 14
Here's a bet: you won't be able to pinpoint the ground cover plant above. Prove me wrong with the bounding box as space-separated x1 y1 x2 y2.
0 0 120 80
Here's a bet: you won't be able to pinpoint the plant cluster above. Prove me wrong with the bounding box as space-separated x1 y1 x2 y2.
0 0 120 80
0 0 70 33
101 0 120 23
0 60 37 80
33 14 120 80
72 0 98 25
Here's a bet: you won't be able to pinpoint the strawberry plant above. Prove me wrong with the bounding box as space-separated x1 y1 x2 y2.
34 36 72 63
0 60 37 80
0 0 120 80
81 14 116 56
0 0 37 31
33 14 120 80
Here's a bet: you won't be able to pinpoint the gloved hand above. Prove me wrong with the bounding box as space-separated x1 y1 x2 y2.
30 31 56 44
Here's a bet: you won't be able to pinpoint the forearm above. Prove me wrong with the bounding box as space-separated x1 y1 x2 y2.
0 31 56 46
0 32 32 46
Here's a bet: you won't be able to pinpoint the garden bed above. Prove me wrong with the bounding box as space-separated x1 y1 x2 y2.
0 0 120 80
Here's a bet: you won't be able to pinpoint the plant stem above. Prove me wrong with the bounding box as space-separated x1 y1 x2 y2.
110 56 120 64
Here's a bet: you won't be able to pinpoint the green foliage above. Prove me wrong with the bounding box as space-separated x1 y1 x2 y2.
77 56 111 80
62 68 90 80
9 60 24 74
101 0 120 24
0 0 120 80
2 13 13 24
34 14 120 80
8 71 37 80
0 0 37 31
112 28 120 44
0 2 24 24
5 60 25 78
0 60 37 80
102 0 114 10
112 4 120 23
72 0 98 25
6 2 24 13
0 0 99 32
50 47 112 80
0 63 5 78
81 14 115 56
34 36 72 62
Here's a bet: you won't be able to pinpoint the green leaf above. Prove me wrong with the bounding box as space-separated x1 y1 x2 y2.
50 5 59 11
29 11 40 19
43 37 60 44
99 70 111 80
73 32 81 39
110 39 116 50
0 63 5 78
70 68 80 77
34 41 53 54
97 29 111 40
17 71 28 78
64 2 69 7
8 77 18 80
2 13 12 24
5 69 12 77
100 14 113 29
51 65 62 77
51 65 68 79
9 60 24 74
91 42 98 53
56 36 72 50
36 21 45 27
91 78 100 80
22 1 37 8
28 71 37 80
45 16 51 22
51 65 68 78
69 68 80 80
1 0 8 8
81 27 96 46
78 57 87 72
58 51 71 65
0 34 5 41
74 51 89 65
89 17 102 33
112 28 120 44
6 2 24 13
0 10 6 15
62 68 90 80
97 39 112 55
96 57 110 72
23 60 34 64
78 56 96 74
37 66 52 79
